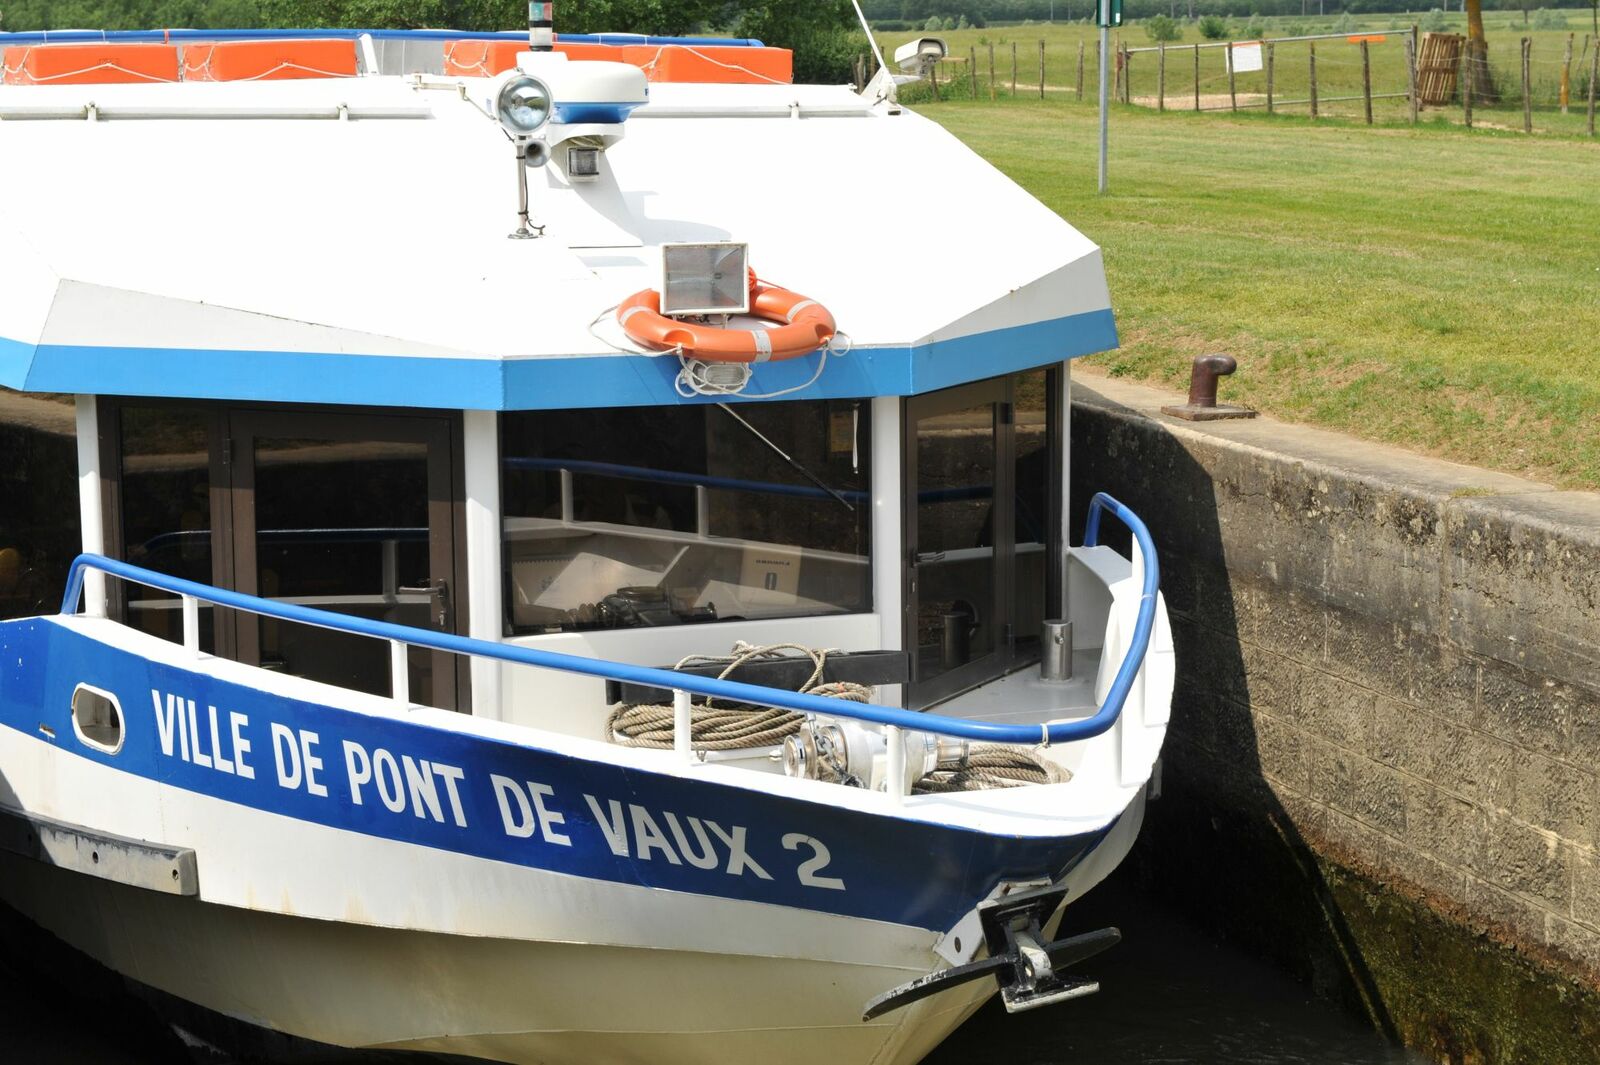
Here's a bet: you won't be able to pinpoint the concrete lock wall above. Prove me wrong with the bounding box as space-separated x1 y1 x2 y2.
1071 373 1600 1065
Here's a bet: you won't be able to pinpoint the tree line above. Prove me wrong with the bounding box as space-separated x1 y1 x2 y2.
863 0 1597 25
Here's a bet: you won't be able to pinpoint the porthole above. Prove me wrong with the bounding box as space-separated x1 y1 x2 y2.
70 684 124 755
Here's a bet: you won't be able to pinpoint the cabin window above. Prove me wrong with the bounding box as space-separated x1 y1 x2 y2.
0 387 80 621
903 368 1062 706
500 401 871 634
118 406 217 650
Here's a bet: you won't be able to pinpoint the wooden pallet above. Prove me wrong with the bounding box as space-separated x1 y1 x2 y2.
1416 32 1463 106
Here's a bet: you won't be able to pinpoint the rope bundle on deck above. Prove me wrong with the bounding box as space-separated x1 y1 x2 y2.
605 643 870 751
605 642 1069 792
913 744 1069 793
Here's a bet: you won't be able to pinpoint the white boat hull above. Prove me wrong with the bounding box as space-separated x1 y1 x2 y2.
0 614 1154 1064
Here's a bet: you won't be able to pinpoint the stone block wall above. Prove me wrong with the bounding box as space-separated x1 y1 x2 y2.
1071 373 1600 1063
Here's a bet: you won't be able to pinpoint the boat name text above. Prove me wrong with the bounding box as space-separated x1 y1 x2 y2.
146 687 844 891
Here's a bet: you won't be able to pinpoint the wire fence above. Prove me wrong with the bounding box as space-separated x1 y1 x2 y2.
875 27 1600 137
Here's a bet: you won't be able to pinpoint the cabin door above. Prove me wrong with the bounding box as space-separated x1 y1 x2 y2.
227 411 463 711
903 371 1059 709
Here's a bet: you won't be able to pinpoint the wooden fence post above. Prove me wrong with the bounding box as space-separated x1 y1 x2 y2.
1587 44 1600 135
970 46 978 99
1266 42 1275 113
1123 45 1132 104
1039 39 1046 100
1159 43 1167 112
1077 41 1086 101
1227 43 1237 111
988 41 996 101
1194 43 1201 111
929 56 940 100
1361 39 1373 124
1406 32 1419 123
1309 42 1318 118
1522 37 1532 133
1462 49 1474 128
1011 40 1018 96
1560 32 1573 113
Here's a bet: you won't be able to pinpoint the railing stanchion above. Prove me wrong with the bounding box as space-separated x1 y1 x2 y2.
181 595 200 656
695 485 710 537
887 725 906 804
390 640 410 710
559 468 575 523
673 688 693 762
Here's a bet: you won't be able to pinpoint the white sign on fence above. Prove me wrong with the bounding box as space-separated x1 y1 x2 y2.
1230 41 1264 73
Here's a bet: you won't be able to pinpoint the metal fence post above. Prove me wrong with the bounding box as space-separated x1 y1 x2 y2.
1361 39 1373 124
1158 43 1166 112
1039 39 1046 99
1011 40 1018 96
1560 32 1573 113
1194 42 1201 111
1406 32 1419 124
1227 42 1237 112
1589 45 1598 136
1462 48 1474 128
1266 42 1275 113
970 45 978 99
1522 37 1533 133
1309 41 1318 118
1077 40 1086 101
989 40 996 101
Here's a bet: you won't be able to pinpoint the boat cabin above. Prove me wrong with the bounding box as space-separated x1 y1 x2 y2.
0 27 1140 777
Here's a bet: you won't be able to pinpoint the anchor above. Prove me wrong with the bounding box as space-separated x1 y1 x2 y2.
862 885 1120 1021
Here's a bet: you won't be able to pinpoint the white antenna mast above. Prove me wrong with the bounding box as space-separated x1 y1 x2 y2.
848 0 895 101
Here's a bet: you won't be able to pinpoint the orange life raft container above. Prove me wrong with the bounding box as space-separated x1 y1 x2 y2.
617 274 836 363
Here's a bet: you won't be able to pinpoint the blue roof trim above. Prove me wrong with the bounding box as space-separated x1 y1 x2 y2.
0 308 1116 410
0 29 765 48
553 101 644 124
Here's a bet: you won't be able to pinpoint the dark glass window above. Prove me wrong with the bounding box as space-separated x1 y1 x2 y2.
501 401 871 633
120 406 214 647
0 388 80 620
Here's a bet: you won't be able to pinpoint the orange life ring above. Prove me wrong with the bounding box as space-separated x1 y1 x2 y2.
617 274 836 363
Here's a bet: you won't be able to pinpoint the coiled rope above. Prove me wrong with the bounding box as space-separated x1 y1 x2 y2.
605 641 1070 792
606 642 869 750
913 744 1069 793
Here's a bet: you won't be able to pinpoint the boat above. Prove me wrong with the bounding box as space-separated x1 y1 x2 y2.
0 21 1174 1065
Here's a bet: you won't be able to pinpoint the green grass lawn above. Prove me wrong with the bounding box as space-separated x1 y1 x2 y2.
878 16 1600 134
910 97 1600 487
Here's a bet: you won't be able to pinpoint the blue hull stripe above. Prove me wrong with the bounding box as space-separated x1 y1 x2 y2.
0 310 1117 411
0 619 1108 930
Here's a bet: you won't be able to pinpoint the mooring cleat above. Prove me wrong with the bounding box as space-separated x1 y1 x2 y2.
861 884 1121 1021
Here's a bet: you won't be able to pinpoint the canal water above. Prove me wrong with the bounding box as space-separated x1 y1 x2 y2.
0 882 1426 1065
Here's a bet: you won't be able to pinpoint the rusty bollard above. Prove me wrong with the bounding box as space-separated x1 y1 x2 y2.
1160 354 1259 421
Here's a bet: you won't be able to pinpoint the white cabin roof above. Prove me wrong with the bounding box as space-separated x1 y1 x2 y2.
0 67 1115 409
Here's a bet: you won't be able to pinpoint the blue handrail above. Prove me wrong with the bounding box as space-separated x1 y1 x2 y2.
58 494 1158 745
1081 492 1162 742
0 29 765 47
